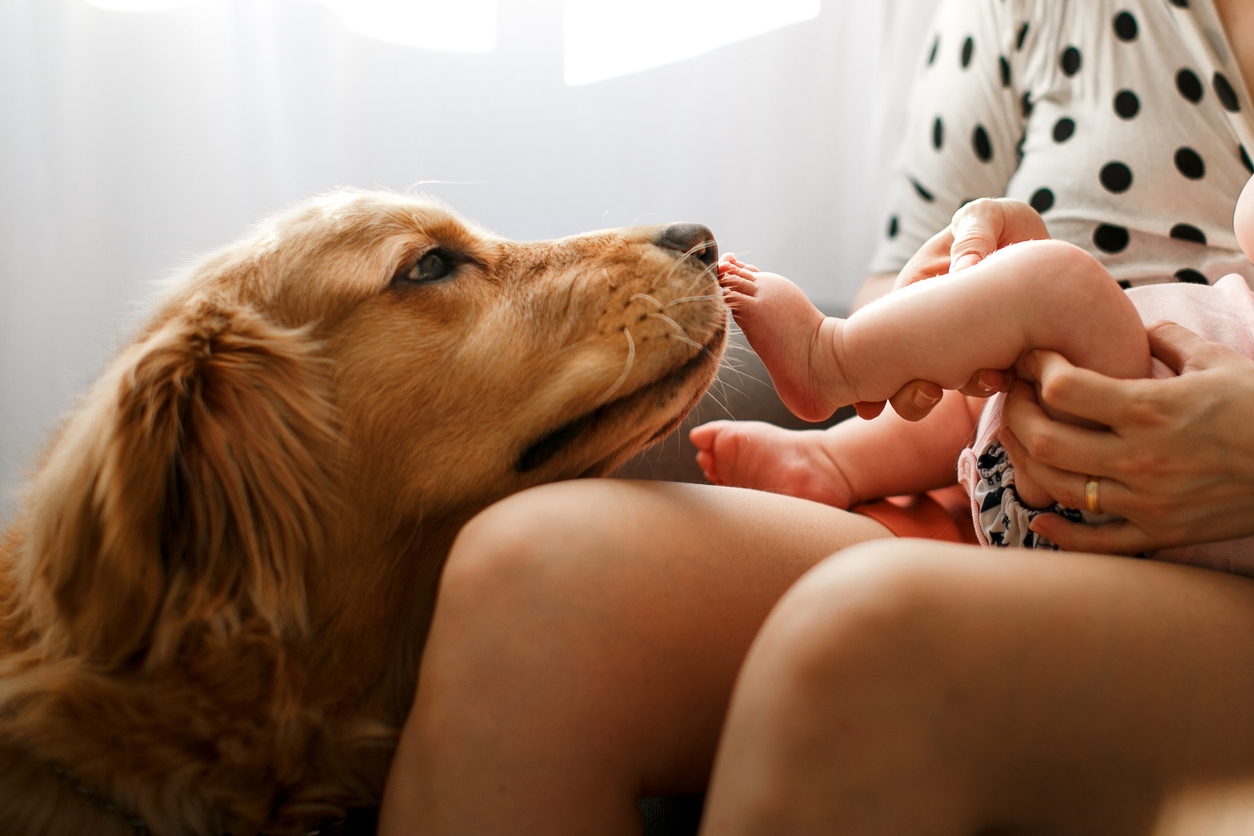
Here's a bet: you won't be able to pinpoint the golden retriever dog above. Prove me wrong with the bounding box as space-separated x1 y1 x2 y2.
0 190 726 835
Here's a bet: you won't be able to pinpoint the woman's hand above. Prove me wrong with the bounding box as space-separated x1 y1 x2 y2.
857 199 1048 420
1001 321 1254 554
891 197 1050 292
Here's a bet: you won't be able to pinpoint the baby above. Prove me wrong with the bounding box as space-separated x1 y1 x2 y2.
692 195 1254 559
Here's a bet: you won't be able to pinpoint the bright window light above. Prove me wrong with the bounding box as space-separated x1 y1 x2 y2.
313 0 497 52
80 0 498 53
82 0 196 10
563 0 821 86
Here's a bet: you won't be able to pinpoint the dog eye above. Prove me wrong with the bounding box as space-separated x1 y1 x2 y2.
394 249 457 285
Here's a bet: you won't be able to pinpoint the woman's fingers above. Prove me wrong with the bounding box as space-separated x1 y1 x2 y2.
1001 383 1123 477
958 368 1013 398
1000 425 1128 514
893 198 1052 291
949 198 1050 272
853 400 887 420
1145 318 1244 374
1022 349 1154 429
948 202 1003 272
1028 513 1156 555
892 226 956 290
885 380 944 421
870 369 1010 424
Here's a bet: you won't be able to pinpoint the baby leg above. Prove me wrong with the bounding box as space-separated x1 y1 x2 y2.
721 242 1148 430
722 242 1147 510
849 240 1150 509
690 391 982 508
839 240 1150 405
689 421 857 507
719 256 855 422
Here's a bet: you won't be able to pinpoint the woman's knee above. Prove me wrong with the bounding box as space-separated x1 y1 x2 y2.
439 484 601 617
708 541 993 832
751 539 983 706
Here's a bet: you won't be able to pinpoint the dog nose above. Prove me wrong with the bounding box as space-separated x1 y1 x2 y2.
656 223 718 268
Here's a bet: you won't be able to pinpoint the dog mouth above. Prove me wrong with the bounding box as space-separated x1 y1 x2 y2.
516 324 727 474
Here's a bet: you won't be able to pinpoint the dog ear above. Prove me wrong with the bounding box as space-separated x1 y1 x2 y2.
18 297 337 666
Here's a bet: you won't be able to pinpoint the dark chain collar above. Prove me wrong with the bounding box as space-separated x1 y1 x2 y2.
49 763 334 836
50 763 152 834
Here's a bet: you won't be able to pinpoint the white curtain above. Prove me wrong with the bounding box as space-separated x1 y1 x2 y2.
0 0 939 515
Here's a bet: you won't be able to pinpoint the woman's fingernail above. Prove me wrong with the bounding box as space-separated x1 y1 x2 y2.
978 369 1002 391
952 254 979 272
913 388 940 409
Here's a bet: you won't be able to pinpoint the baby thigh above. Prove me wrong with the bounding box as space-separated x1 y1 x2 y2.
704 541 1254 836
379 479 894 836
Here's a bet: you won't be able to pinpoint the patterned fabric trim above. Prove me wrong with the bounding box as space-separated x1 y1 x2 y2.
971 441 1087 549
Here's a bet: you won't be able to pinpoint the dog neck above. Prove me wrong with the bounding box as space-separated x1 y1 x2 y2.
48 763 152 835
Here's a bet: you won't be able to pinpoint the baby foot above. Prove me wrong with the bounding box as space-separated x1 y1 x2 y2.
689 420 856 508
718 255 851 422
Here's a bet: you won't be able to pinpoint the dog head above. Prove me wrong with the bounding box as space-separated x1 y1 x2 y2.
12 190 726 668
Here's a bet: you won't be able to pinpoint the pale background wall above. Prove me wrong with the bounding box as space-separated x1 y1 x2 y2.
0 0 942 518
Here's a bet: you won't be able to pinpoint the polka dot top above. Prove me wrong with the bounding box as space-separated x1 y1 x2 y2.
869 0 1254 289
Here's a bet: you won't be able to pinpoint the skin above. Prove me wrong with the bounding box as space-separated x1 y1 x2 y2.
377 481 894 834
701 538 1254 836
378 194 1254 835
693 222 1147 510
1005 328 1254 554
378 9 1254 832
889 176 1254 549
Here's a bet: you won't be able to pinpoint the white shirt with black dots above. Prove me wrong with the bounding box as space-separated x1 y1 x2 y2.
870 0 1254 289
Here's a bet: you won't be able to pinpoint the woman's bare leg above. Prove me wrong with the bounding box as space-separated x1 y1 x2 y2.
703 539 1254 836
378 479 893 836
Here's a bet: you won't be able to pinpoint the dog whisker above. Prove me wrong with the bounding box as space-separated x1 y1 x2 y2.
668 333 720 362
686 261 719 293
647 312 689 337
709 374 750 399
702 386 737 420
717 364 768 389
651 255 683 293
630 293 666 311
663 294 722 309
596 327 635 405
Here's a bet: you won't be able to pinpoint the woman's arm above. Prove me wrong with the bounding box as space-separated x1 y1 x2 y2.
1001 322 1254 553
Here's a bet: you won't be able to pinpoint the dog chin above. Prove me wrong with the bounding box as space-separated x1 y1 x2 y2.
517 323 727 477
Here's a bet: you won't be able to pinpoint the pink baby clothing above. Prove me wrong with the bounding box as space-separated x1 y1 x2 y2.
956 274 1254 575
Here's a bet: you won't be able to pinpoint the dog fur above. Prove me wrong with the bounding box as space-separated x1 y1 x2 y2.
0 190 726 835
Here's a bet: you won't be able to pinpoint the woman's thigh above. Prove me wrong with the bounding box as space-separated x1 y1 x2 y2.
381 479 892 834
706 540 1254 836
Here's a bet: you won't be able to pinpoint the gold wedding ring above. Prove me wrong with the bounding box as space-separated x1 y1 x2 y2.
1084 477 1102 515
